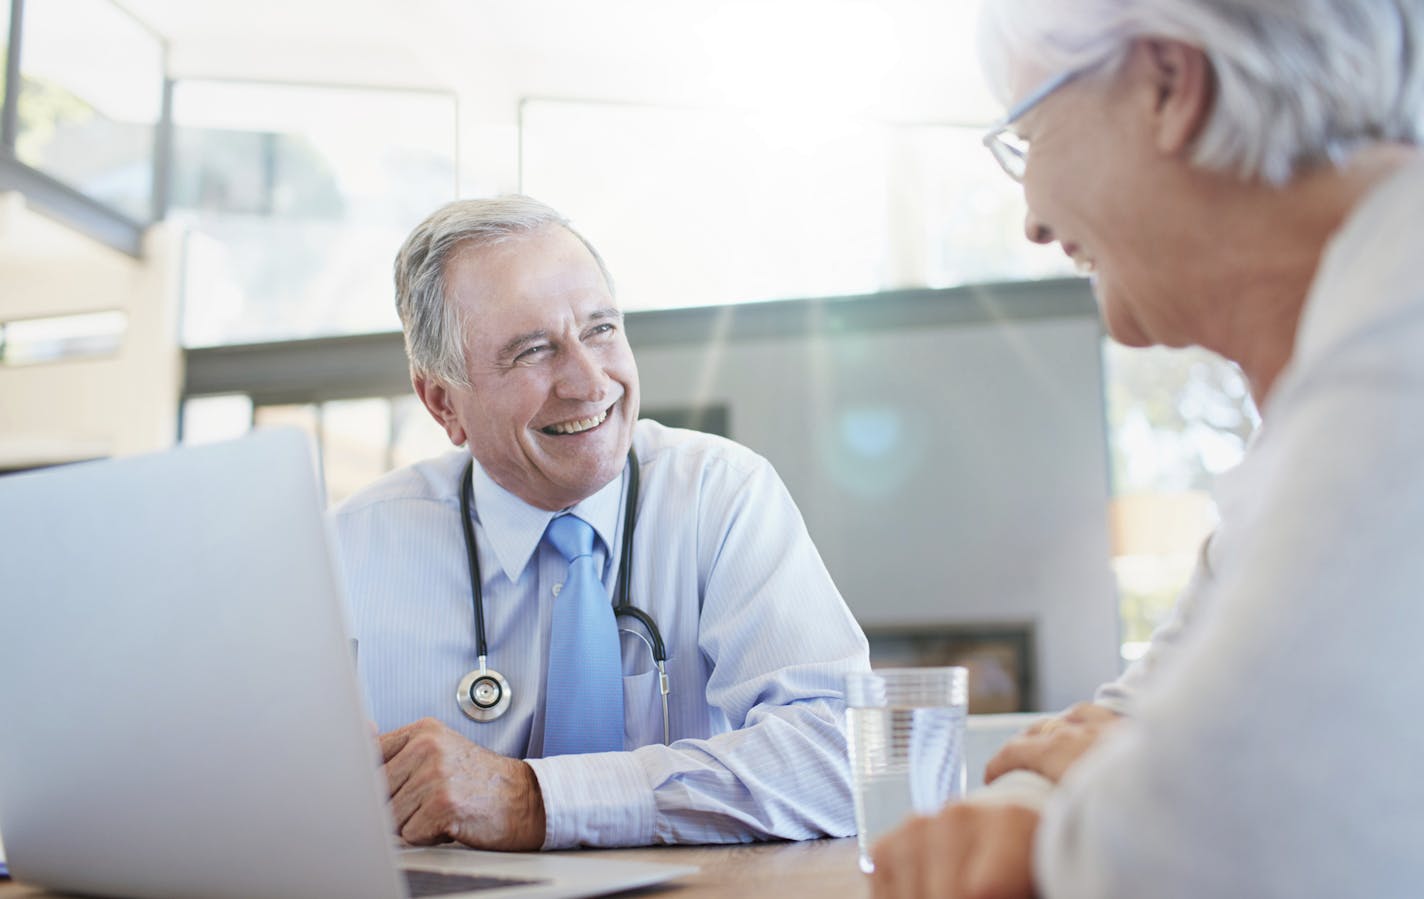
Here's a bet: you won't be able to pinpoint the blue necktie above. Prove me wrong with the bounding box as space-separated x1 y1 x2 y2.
542 514 624 755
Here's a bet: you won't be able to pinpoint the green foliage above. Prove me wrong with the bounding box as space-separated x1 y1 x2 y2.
14 75 97 161
1105 343 1258 494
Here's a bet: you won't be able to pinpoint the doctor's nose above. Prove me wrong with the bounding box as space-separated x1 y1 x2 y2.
554 345 611 402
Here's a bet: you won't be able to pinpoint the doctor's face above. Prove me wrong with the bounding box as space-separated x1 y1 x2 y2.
417 225 640 511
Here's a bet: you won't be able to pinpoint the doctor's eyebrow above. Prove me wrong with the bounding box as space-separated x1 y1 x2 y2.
498 329 550 360
495 309 623 361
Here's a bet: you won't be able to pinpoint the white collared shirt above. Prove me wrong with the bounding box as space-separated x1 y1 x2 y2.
332 419 870 848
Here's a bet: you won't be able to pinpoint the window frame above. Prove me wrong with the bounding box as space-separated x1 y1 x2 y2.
0 0 171 258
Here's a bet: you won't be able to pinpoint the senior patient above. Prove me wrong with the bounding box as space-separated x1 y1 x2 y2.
333 196 870 851
871 1 1424 896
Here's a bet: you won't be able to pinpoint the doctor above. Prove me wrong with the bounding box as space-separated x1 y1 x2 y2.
333 196 870 851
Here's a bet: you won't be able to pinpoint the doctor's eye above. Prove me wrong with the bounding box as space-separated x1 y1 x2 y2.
514 344 552 364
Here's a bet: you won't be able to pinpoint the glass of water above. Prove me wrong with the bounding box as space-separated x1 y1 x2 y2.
846 666 969 874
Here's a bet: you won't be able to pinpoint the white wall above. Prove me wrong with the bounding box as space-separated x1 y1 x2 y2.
0 192 183 467
634 299 1121 710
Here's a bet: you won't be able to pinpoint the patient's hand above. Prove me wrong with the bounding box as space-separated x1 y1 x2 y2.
379 718 545 851
984 702 1122 785
870 802 1039 899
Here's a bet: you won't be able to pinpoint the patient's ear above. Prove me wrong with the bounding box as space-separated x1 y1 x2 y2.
413 373 469 447
1135 38 1214 157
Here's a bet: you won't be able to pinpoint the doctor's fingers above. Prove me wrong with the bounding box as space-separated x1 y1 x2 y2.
390 757 514 849
380 720 473 802
390 776 464 846
382 734 491 842
379 716 452 763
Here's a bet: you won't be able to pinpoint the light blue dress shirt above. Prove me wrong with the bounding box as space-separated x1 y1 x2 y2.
332 420 871 849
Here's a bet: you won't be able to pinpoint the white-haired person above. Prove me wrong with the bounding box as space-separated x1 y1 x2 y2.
871 0 1424 896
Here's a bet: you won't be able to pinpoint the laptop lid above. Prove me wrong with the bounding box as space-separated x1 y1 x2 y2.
0 430 693 899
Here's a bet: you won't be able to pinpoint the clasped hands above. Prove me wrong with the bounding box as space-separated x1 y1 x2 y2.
378 717 546 851
869 702 1122 899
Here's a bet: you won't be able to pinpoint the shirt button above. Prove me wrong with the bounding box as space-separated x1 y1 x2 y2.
552 583 563 597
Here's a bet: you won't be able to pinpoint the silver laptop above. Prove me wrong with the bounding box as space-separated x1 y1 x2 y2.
0 429 695 899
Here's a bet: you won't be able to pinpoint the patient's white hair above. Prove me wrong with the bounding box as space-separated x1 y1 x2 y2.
393 196 614 387
978 0 1424 183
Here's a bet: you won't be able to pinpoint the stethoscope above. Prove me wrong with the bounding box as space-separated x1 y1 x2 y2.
455 450 672 745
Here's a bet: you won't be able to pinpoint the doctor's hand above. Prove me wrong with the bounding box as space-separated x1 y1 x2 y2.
870 802 1040 899
379 717 546 851
984 702 1122 786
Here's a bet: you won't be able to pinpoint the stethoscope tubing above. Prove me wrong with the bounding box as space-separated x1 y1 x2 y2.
458 450 670 743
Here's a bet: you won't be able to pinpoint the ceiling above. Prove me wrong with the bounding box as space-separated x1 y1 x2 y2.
118 0 1001 125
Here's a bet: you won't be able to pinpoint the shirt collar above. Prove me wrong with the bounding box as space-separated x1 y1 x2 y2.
467 457 626 583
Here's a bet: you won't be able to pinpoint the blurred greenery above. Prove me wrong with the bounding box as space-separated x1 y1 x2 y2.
14 75 97 161
1105 342 1258 494
1104 342 1257 650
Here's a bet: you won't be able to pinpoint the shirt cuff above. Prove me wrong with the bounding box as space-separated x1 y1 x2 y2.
525 751 657 849
963 769 1055 812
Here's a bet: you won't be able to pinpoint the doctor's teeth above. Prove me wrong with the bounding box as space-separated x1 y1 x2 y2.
548 410 608 434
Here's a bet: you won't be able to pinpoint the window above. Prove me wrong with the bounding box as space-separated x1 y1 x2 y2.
183 393 449 506
0 310 126 365
1103 343 1258 660
14 0 163 222
171 80 458 347
520 100 1072 313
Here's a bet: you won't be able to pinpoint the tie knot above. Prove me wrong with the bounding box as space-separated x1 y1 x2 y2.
545 514 596 562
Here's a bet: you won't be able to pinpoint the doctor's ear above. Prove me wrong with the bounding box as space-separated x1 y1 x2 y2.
413 373 470 447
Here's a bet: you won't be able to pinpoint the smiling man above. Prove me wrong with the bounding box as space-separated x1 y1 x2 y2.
332 196 870 851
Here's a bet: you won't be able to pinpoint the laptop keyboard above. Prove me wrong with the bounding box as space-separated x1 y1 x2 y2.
403 868 546 896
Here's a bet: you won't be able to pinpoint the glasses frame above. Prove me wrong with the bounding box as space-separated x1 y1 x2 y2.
981 68 1084 183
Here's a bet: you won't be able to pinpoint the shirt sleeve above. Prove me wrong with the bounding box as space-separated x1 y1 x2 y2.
526 452 871 848
1034 299 1424 897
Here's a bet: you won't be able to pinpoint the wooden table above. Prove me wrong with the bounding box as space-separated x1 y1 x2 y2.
554 838 868 898
0 837 869 898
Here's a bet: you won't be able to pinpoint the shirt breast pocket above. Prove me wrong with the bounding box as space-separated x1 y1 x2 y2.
622 669 665 748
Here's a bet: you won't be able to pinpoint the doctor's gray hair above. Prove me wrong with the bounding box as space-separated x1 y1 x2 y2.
393 196 615 387
978 0 1424 184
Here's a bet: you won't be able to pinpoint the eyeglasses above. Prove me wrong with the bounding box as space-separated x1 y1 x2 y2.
981 68 1083 182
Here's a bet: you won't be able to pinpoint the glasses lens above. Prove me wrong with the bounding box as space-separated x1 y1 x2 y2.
991 133 1029 181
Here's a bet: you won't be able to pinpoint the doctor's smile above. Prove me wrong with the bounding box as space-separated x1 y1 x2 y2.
539 405 614 436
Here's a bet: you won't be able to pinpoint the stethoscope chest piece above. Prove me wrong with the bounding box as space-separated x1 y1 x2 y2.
457 661 511 722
